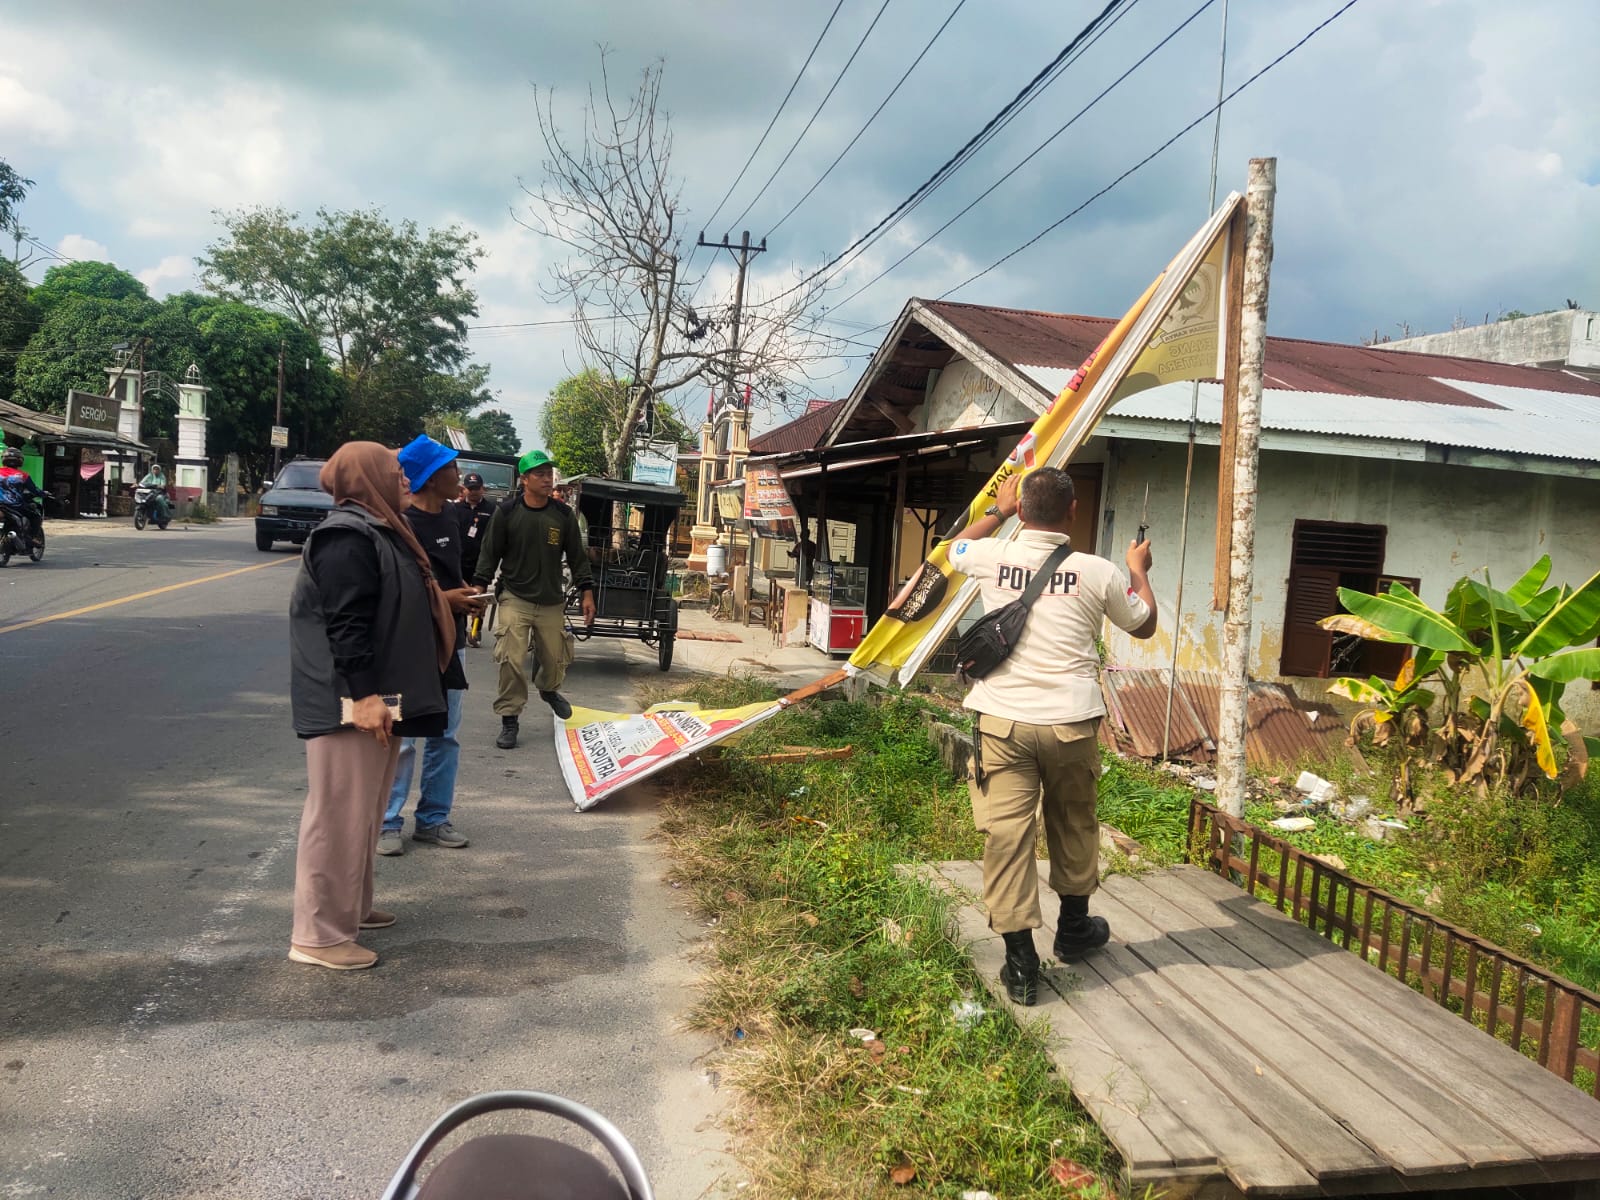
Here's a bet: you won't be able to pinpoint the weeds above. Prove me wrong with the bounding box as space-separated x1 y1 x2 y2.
657 681 1117 1197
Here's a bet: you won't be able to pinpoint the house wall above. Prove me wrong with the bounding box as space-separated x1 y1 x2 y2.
1098 439 1600 729
920 359 1035 431
1382 310 1600 371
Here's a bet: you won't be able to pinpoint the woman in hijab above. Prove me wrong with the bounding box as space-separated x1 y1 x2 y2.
286 442 459 970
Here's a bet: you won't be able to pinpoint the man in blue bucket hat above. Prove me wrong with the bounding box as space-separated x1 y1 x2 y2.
377 434 485 855
473 447 594 748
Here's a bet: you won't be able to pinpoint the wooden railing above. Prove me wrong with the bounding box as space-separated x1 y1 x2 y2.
1188 798 1600 1096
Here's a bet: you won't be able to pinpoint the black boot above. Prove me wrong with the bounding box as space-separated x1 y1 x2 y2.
539 689 573 720
496 715 519 749
999 930 1040 1006
1053 894 1111 960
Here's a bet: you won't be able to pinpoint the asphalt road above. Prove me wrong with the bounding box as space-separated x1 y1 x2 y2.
1 519 732 1199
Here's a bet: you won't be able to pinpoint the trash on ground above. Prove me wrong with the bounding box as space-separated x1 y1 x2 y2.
1270 816 1316 832
950 999 986 1030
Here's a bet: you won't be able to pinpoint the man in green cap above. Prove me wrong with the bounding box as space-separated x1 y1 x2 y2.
474 448 595 747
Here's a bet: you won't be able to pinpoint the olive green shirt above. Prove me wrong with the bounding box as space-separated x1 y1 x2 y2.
474 496 593 606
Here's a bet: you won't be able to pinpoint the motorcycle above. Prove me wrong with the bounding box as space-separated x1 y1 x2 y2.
0 502 44 567
133 485 171 531
381 1090 653 1199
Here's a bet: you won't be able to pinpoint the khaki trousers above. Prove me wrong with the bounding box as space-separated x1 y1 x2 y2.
292 729 402 947
492 595 573 716
967 712 1101 934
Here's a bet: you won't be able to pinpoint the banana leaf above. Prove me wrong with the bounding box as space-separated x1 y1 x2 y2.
1327 676 1391 705
1516 681 1558 779
1516 569 1600 659
1526 647 1600 684
1465 578 1534 638
1331 587 1476 652
1505 555 1553 606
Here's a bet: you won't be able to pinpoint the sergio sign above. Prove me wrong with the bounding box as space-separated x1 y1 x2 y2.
66 390 120 434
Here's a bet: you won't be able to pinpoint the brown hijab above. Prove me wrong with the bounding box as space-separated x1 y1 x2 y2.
320 442 455 673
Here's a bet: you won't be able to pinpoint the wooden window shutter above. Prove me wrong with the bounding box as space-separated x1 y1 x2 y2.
1280 566 1339 677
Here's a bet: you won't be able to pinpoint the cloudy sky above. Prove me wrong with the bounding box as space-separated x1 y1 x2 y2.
3 0 1596 446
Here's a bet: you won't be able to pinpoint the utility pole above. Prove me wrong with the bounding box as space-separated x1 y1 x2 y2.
273 339 285 479
696 230 766 458
1214 157 1277 817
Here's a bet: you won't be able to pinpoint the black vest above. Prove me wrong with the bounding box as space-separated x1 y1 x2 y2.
289 506 446 736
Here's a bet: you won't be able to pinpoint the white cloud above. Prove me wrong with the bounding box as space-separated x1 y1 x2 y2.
57 234 110 262
138 254 195 296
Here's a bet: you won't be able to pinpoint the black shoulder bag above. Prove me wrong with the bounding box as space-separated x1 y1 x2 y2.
955 541 1073 686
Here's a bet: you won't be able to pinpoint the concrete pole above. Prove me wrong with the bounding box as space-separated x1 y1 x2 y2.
1214 157 1276 817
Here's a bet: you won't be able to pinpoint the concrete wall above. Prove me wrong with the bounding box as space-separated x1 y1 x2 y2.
1382 310 1600 370
1097 438 1600 729
920 359 1036 431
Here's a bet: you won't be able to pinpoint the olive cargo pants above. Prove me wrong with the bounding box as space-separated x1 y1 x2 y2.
967 712 1102 934
492 595 574 717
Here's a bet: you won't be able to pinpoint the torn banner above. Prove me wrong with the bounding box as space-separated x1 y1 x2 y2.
554 671 847 810
847 191 1245 688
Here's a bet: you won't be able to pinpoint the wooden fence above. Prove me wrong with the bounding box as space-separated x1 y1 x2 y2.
1188 798 1600 1096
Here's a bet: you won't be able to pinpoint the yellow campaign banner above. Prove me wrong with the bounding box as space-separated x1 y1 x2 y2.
848 193 1244 685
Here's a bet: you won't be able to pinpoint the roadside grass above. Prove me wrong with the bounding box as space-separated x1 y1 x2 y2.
654 679 1124 1198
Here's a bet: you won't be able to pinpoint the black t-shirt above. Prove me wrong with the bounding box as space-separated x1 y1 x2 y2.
404 505 469 690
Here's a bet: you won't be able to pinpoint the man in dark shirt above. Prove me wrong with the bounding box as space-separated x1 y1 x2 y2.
474 448 594 748
454 472 497 646
378 435 486 855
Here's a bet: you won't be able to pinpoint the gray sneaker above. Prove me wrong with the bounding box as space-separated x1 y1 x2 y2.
413 821 469 848
377 829 406 857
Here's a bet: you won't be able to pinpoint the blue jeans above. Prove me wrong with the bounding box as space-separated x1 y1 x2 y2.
384 674 465 832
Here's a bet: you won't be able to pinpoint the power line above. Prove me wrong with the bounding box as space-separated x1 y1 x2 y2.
686 0 848 270
761 0 1137 306
823 0 1218 316
724 0 896 233
938 0 1362 301
763 0 970 240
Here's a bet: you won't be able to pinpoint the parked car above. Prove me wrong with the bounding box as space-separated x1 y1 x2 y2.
255 458 332 551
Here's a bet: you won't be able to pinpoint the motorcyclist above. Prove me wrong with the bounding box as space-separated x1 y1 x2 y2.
0 447 45 549
137 461 171 526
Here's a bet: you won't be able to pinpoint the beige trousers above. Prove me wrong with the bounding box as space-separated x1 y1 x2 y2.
968 712 1102 934
492 595 574 716
292 729 402 947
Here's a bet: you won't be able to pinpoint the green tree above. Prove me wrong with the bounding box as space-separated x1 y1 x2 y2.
30 261 149 314
183 299 342 478
0 258 38 400
0 159 30 236
197 206 487 441
466 408 519 454
11 294 163 417
540 368 692 479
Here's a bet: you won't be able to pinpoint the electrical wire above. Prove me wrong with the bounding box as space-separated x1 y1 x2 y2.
762 0 970 240
724 0 896 233
822 0 1218 316
760 0 1136 306
936 0 1362 301
686 0 849 270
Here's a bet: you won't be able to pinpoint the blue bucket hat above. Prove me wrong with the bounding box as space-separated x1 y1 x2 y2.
397 434 458 491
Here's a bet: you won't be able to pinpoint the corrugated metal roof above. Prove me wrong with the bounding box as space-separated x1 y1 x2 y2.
1014 372 1600 463
749 400 844 455
1099 668 1346 768
920 299 1600 464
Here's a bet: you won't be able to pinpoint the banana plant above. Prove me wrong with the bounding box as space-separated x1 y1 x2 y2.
1320 556 1600 793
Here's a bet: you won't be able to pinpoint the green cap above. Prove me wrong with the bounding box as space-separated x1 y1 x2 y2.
518 448 555 474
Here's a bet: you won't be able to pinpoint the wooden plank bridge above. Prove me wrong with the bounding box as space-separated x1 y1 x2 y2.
928 860 1600 1198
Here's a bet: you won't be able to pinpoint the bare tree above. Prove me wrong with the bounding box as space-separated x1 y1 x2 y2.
518 52 833 477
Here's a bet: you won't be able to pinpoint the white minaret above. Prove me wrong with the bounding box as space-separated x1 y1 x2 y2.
174 364 210 504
